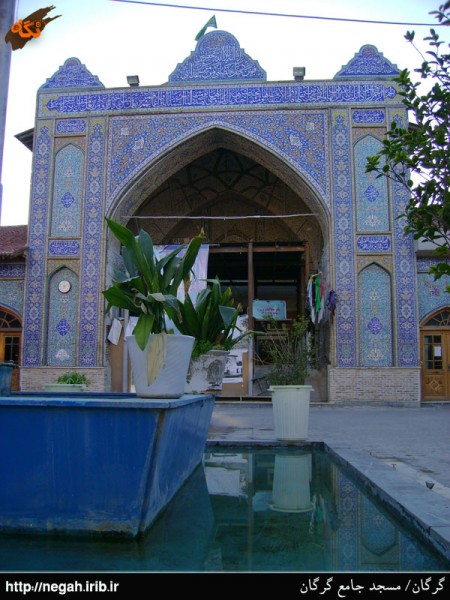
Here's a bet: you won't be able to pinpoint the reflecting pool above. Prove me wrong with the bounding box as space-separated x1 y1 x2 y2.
0 447 448 572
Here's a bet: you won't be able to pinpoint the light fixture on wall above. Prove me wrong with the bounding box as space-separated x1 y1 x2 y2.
126 75 140 87
293 67 306 81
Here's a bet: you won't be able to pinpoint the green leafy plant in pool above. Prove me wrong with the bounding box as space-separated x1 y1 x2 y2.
170 278 253 359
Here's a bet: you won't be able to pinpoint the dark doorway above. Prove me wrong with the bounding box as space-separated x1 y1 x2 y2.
207 242 308 320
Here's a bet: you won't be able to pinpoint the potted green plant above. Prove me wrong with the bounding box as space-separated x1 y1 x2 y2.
259 316 313 441
169 278 253 393
44 371 91 392
102 217 204 398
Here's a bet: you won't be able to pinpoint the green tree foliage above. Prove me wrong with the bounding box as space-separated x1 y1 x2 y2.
366 2 450 286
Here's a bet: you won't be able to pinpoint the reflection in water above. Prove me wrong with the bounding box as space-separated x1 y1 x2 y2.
0 448 448 572
270 453 312 513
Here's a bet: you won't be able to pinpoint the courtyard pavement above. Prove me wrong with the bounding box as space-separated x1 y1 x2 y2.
207 401 450 562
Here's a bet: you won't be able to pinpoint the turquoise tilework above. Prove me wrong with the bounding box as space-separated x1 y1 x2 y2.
358 264 393 366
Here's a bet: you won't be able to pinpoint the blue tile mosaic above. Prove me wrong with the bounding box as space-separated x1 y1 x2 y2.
78 119 106 367
357 235 391 253
40 57 104 90
0 279 25 316
51 144 84 237
46 268 78 366
21 37 419 383
389 108 418 366
332 109 357 367
168 30 266 83
48 240 80 256
107 111 330 212
334 45 400 78
40 81 399 117
361 495 397 557
336 472 359 570
55 118 86 134
355 136 389 232
417 257 443 273
352 109 385 124
22 123 53 366
0 264 26 277
358 263 393 367
335 464 432 570
417 258 450 322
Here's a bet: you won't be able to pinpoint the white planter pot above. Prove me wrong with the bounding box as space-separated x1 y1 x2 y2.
271 453 312 513
270 385 313 441
185 350 229 394
126 333 194 398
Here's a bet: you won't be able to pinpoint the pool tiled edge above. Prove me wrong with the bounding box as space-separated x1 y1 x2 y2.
207 438 450 564
324 443 450 563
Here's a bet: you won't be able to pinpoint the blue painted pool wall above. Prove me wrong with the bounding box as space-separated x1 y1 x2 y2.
0 394 214 537
141 394 215 532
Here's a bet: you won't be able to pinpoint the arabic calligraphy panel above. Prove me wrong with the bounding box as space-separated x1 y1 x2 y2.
356 235 391 253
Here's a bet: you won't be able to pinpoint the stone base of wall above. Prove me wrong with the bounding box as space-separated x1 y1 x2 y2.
20 367 109 393
328 367 420 405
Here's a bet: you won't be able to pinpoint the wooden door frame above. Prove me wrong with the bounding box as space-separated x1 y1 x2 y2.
0 307 22 392
420 307 450 401
208 242 309 396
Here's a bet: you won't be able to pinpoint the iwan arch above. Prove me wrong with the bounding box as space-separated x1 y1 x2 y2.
7 30 443 403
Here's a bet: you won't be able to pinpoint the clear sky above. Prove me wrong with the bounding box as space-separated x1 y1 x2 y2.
0 0 444 225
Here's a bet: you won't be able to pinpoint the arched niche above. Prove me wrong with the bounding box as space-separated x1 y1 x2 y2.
358 263 393 366
46 266 79 366
51 143 84 237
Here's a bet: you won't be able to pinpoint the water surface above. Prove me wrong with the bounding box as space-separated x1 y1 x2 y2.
0 448 448 572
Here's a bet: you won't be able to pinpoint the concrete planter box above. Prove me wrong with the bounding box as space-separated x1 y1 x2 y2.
0 392 215 537
44 383 86 392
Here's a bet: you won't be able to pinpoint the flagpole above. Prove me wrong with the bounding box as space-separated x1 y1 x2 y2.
195 15 217 41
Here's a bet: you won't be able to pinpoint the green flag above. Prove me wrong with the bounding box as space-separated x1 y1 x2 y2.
195 15 217 41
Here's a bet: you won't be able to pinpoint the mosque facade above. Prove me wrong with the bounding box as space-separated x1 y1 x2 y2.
1 29 449 402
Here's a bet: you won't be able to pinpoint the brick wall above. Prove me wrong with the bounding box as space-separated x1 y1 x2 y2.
20 367 109 392
328 366 420 404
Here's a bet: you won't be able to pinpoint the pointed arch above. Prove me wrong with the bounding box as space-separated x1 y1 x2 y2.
46 266 79 366
107 124 330 241
358 262 393 366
